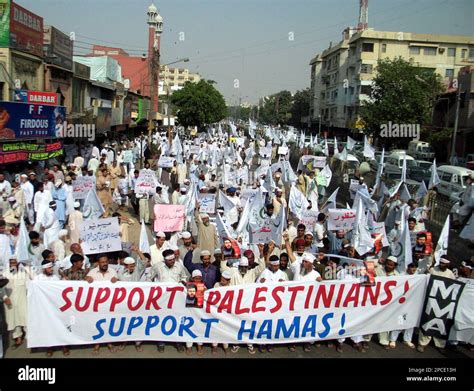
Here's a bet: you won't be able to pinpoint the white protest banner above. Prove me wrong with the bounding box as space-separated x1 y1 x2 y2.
122 150 133 164
189 145 200 155
198 193 216 214
297 155 326 171
278 146 289 155
72 176 96 200
158 156 175 168
153 205 185 232
79 217 121 255
134 169 158 195
299 209 319 231
27 275 429 347
327 208 357 231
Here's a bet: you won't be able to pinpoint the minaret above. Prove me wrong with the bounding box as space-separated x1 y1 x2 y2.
146 3 163 128
357 0 368 31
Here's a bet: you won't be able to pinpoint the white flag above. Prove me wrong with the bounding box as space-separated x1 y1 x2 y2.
218 190 236 211
299 132 305 149
400 183 411 202
401 155 407 183
399 217 413 272
263 167 276 194
248 119 256 139
351 197 375 256
216 212 232 243
321 187 339 212
323 138 329 156
428 159 440 190
334 136 339 156
363 136 375 160
139 220 151 254
309 133 313 148
346 136 356 151
320 165 333 187
289 185 309 220
339 147 348 162
15 218 30 263
415 181 428 202
83 189 105 220
434 216 449 266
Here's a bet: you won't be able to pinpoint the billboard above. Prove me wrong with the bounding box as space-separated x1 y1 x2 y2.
0 0 9 47
0 140 63 164
0 101 66 139
14 90 60 106
43 25 73 71
9 1 43 57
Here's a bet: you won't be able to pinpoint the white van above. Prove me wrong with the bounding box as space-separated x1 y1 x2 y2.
436 165 473 200
385 151 416 175
407 141 435 160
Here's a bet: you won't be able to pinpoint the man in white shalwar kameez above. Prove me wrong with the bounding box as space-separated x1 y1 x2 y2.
42 201 61 248
68 201 83 244
33 183 52 232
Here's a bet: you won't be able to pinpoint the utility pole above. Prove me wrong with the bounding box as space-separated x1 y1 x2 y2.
450 85 461 165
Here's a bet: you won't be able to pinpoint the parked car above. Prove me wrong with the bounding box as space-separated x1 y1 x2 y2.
436 165 473 201
407 141 435 160
407 160 432 185
464 153 474 170
385 151 416 175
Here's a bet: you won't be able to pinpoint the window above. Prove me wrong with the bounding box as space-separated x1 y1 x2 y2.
441 172 452 182
381 43 387 53
349 86 355 95
360 64 373 74
445 69 454 78
362 42 374 52
447 48 456 57
360 85 372 95
469 48 474 59
424 47 437 56
409 46 421 55
461 49 467 58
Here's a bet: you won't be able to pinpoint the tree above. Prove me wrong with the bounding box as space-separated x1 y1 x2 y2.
259 90 293 125
289 88 311 128
359 57 444 146
170 79 227 130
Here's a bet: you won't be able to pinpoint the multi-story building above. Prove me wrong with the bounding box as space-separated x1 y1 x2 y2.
310 28 474 133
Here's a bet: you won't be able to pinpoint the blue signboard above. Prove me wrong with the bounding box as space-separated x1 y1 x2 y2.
0 101 65 139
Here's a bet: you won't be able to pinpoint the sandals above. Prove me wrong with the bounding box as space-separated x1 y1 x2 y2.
135 344 144 352
46 349 54 357
107 344 116 353
92 345 100 356
62 347 70 356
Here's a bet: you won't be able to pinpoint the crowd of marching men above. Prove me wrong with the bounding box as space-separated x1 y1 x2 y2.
0 124 473 357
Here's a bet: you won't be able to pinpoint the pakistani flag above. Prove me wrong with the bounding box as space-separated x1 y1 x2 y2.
83 189 105 220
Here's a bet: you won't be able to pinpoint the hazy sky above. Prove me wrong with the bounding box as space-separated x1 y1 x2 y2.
19 0 474 104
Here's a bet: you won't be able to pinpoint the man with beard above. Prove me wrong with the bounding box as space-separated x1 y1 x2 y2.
28 231 45 267
86 254 118 355
183 249 219 289
195 209 218 257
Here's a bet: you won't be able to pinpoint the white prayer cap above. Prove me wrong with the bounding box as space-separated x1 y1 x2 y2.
365 256 378 262
181 231 191 239
8 196 15 202
74 201 80 208
192 269 202 278
170 245 179 251
124 257 135 265
42 262 53 269
184 179 191 184
164 254 175 261
395 220 401 225
214 248 222 255
302 253 315 263
200 250 211 257
275 187 282 193
386 256 398 264
440 257 450 264
221 270 232 279
304 231 314 237
200 213 210 219
156 231 166 238
55 179 62 186
201 186 208 190
270 259 280 266
58 229 68 238
20 174 27 178
239 257 249 267
180 187 187 192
